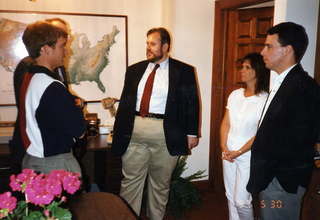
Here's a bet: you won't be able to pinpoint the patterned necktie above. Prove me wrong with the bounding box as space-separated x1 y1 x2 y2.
139 64 160 117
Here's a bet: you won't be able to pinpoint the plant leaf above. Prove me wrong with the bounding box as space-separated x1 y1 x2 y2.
22 211 45 220
46 200 59 210
167 156 206 218
12 201 28 218
52 207 72 220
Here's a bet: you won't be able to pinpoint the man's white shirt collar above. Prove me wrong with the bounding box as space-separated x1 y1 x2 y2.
149 57 169 70
271 64 296 91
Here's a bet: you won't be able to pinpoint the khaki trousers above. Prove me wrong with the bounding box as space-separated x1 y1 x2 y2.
120 116 178 220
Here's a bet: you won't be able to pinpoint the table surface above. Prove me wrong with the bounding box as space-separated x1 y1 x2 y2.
0 133 112 156
85 134 112 151
0 127 14 144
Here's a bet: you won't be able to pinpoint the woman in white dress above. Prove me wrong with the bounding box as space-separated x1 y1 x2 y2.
220 53 270 220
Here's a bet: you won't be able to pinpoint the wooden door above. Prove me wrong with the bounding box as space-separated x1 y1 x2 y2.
224 7 273 106
210 5 274 191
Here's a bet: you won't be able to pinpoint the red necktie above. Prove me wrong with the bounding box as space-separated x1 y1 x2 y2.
139 64 160 117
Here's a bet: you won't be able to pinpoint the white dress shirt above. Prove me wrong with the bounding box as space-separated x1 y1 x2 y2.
136 58 169 114
259 64 296 126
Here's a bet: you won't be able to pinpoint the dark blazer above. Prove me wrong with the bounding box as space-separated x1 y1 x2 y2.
112 58 199 156
247 64 320 193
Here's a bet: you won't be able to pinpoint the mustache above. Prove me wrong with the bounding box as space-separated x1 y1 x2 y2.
147 56 161 62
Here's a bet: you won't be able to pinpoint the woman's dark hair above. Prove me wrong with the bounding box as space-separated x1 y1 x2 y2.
241 52 270 94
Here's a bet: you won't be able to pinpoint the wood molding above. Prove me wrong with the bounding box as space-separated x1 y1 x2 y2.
192 179 211 192
314 3 320 84
216 0 270 9
209 0 225 192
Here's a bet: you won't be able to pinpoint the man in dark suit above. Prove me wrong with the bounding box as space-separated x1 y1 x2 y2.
247 22 320 219
112 27 200 219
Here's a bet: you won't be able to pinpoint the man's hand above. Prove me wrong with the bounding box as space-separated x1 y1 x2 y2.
187 136 199 152
228 150 242 160
74 97 84 109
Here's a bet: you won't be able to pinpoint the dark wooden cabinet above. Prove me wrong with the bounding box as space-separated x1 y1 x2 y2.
0 144 11 193
82 135 122 194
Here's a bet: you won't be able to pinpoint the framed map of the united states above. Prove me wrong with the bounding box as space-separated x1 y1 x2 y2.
0 10 128 105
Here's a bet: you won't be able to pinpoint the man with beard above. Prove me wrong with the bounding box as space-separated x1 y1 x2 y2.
112 27 200 219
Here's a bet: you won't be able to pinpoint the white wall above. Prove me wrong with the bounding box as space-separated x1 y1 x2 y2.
168 0 213 177
0 0 214 177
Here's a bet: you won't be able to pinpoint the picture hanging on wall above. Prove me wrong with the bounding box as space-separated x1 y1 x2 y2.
0 10 128 106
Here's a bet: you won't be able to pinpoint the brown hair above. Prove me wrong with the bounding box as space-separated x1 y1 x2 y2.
45 17 67 26
147 27 171 51
241 53 270 94
22 21 67 58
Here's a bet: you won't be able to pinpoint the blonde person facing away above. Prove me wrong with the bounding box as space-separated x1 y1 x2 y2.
220 53 269 220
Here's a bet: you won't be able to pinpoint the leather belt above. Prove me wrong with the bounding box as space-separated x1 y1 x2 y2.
135 111 164 119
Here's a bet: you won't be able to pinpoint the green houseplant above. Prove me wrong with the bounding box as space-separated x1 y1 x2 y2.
167 156 206 218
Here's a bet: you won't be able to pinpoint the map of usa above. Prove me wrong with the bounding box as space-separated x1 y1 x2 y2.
68 26 119 92
0 17 119 93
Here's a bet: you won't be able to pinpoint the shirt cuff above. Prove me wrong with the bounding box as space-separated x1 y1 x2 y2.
187 134 197 137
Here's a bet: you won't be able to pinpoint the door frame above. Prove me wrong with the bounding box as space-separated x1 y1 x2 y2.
314 2 320 84
209 0 273 191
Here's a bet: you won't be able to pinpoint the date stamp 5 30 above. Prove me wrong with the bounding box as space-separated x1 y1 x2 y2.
260 200 283 209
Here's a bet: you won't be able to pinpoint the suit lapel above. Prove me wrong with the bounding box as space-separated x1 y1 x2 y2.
165 58 179 115
260 64 302 128
131 61 149 94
